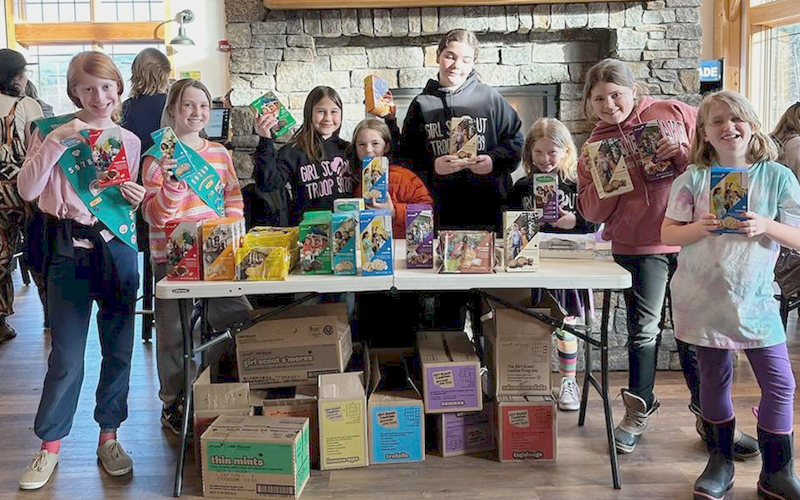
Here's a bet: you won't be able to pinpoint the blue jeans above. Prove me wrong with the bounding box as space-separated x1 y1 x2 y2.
34 239 138 441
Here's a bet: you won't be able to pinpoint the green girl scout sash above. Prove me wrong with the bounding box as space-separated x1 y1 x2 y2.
143 127 225 217
32 114 137 249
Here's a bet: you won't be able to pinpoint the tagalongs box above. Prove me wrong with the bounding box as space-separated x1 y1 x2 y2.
496 395 557 462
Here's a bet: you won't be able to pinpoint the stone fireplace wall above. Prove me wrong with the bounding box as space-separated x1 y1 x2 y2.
223 0 702 371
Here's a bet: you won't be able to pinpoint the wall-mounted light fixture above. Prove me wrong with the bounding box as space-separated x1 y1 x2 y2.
168 9 195 46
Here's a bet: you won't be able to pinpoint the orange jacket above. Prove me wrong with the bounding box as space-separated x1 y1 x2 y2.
355 164 433 238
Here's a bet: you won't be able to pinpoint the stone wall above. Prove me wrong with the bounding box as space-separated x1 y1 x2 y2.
223 0 701 371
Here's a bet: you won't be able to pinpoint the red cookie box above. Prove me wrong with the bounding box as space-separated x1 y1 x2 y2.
83 127 131 187
165 220 203 280
495 395 557 462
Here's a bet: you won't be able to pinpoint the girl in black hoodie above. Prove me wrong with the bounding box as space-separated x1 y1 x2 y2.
254 86 356 225
398 29 524 235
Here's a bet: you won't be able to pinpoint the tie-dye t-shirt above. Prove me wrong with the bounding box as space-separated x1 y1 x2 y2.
665 160 800 349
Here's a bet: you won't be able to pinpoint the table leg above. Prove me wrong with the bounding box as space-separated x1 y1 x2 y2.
173 297 192 497
578 289 592 427
600 290 620 489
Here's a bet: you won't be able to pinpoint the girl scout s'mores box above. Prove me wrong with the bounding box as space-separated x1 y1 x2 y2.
202 217 244 281
331 212 358 276
503 211 540 272
299 211 333 274
81 127 131 187
710 166 748 234
405 204 434 269
532 174 559 224
449 116 477 161
362 157 389 204
165 220 203 280
359 209 393 276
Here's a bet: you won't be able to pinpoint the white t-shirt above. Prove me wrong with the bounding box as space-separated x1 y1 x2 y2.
665 160 800 349
0 93 44 145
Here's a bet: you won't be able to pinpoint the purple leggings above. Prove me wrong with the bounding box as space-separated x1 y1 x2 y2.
697 343 796 433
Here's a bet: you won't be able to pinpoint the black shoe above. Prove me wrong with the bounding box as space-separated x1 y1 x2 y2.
161 401 184 436
0 316 17 343
690 403 760 460
694 418 735 500
757 429 800 500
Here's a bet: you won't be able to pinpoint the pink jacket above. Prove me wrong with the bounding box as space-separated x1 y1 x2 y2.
577 96 697 255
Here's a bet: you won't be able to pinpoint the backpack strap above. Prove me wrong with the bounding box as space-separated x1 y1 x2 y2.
3 97 24 147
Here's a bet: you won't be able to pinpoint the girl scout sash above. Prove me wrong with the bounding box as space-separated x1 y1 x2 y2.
32 114 137 249
143 127 225 217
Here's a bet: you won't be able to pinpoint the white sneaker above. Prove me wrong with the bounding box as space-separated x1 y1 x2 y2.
97 440 133 476
19 450 59 490
558 377 581 411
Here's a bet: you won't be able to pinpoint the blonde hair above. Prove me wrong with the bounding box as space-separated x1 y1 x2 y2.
436 29 480 61
691 90 778 168
522 118 578 182
581 58 641 123
349 118 392 161
160 78 212 130
772 102 800 148
67 51 125 122
130 48 171 98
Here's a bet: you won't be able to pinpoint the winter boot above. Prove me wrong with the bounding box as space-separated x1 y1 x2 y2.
0 315 16 342
690 403 760 460
614 389 661 454
693 418 735 500
757 428 800 500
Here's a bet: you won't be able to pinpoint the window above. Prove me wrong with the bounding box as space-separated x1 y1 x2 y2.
16 0 163 22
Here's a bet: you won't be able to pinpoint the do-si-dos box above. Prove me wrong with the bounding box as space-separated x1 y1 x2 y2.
202 216 243 280
201 415 310 499
417 331 482 414
435 406 495 457
299 211 333 274
481 300 552 397
259 386 320 469
360 209 393 276
318 372 369 470
710 166 748 234
165 219 202 280
504 211 540 272
406 203 434 269
331 212 357 276
362 156 389 204
333 198 365 214
496 395 557 462
235 303 353 389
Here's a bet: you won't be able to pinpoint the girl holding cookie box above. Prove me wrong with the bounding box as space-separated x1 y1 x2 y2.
575 59 763 461
509 117 598 411
398 29 524 234
254 86 356 225
662 91 800 500
141 78 251 437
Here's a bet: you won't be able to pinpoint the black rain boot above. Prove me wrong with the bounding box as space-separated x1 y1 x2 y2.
690 403 760 460
693 418 735 500
757 428 800 500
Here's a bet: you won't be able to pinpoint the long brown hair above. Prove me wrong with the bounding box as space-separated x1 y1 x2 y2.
288 86 343 163
772 101 800 148
436 29 480 61
581 58 641 123
67 51 125 122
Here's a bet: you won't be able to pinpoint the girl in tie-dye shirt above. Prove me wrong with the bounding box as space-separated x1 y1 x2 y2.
662 90 800 500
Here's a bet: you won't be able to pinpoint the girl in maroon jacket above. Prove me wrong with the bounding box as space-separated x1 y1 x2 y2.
576 59 758 460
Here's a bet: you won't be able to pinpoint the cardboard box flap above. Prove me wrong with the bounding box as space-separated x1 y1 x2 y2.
203 414 308 442
417 331 478 364
483 308 552 338
193 366 250 414
365 347 421 398
368 390 422 405
318 371 365 399
236 314 349 347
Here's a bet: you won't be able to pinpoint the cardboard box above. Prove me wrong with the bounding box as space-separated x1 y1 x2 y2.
165 220 202 280
235 303 353 389
368 391 425 464
417 331 482 413
318 372 369 470
481 303 552 397
435 406 495 457
406 204 434 269
503 211 540 272
259 386 320 469
495 395 557 462
201 415 310 499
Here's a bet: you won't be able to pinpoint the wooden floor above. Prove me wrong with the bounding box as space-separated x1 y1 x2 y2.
0 268 798 500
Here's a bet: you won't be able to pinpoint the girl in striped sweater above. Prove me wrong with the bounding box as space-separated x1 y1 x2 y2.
141 79 251 434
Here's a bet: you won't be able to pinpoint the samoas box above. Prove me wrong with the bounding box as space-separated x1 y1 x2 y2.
359 209 393 276
710 166 748 234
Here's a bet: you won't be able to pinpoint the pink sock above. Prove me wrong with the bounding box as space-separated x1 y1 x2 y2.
99 431 117 446
41 440 61 454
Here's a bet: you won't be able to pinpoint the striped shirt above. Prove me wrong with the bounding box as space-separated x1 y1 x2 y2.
142 139 243 263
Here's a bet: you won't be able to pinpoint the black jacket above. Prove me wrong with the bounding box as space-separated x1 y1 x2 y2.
508 176 598 235
398 70 524 233
254 134 355 226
